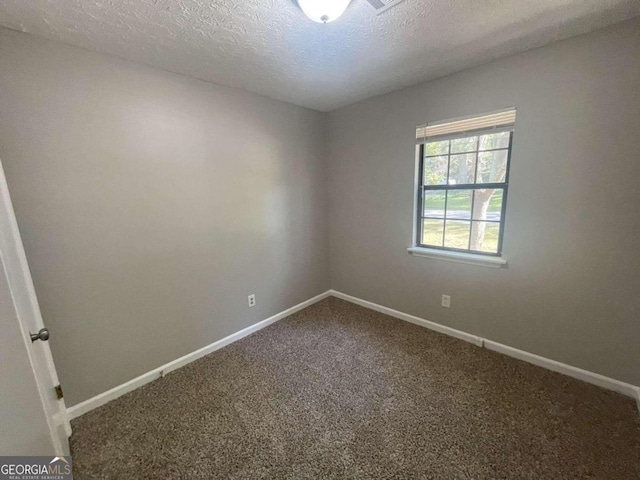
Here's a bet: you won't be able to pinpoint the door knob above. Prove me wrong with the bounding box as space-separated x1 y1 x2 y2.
30 328 50 343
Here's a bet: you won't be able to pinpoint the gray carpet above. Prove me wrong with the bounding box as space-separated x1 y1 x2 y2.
70 297 640 479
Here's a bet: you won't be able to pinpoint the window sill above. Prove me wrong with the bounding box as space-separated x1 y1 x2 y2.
407 247 507 268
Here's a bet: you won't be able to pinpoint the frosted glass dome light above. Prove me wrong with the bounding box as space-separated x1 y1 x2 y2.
298 0 351 23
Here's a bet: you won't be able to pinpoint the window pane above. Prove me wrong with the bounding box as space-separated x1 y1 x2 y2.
422 219 444 247
446 190 471 219
424 156 448 185
448 153 475 184
479 131 510 150
470 221 500 253
444 220 470 249
477 150 508 183
423 191 445 217
425 140 449 156
472 189 503 221
450 136 477 154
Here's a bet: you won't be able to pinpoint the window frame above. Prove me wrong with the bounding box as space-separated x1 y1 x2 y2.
415 130 514 257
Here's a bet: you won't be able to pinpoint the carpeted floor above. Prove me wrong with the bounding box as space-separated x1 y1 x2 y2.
70 297 640 479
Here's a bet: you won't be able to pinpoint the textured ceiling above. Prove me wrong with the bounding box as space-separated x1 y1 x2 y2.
0 0 639 111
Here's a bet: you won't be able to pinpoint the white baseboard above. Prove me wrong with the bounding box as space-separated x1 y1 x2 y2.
69 288 639 420
330 290 640 402
330 290 484 347
483 340 639 398
67 290 331 419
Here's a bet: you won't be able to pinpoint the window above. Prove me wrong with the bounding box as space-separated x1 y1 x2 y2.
414 109 515 257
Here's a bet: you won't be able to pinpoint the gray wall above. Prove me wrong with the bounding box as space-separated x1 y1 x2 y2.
327 18 640 386
1 17 638 407
0 28 329 406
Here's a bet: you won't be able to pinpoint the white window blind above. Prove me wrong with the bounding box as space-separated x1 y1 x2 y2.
416 108 516 144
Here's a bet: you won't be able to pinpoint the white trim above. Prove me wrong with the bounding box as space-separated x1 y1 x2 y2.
411 147 421 246
67 290 331 419
52 410 72 439
331 290 640 403
330 290 484 347
407 247 507 268
68 288 640 420
483 340 639 398
0 160 70 454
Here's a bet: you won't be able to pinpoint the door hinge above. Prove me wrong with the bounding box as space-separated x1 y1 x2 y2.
54 384 64 400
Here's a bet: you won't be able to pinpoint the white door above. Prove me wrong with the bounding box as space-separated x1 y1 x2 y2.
0 159 70 455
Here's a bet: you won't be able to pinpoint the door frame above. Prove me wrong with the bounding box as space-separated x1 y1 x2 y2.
0 159 70 454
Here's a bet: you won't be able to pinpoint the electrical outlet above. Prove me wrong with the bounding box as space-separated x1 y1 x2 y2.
248 294 256 308
441 294 451 308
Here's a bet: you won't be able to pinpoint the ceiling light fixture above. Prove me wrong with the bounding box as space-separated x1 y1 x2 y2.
297 0 351 23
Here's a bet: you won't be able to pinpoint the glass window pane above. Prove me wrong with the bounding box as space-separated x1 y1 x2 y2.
470 221 500 253
423 156 448 185
446 190 471 219
476 150 508 184
450 136 477 154
422 219 444 247
444 220 470 249
472 189 504 221
448 153 475 184
479 132 510 150
423 191 445 217
425 140 449 156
